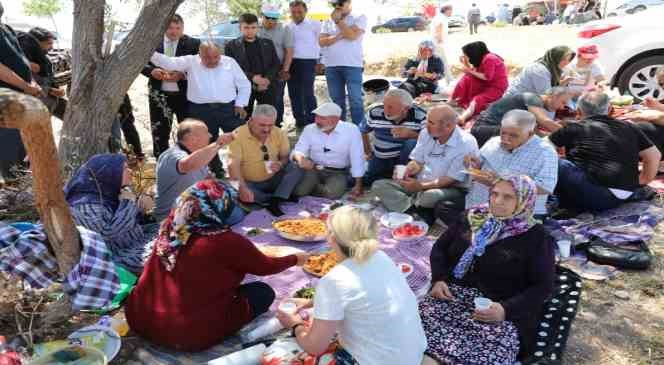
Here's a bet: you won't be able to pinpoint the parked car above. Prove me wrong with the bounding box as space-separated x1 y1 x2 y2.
578 7 664 101
607 0 664 17
447 15 467 28
371 16 427 33
195 20 240 47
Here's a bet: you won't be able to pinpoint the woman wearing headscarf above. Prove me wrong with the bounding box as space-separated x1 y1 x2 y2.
419 175 555 364
505 45 575 97
125 178 309 351
452 41 508 125
65 154 151 273
399 39 444 98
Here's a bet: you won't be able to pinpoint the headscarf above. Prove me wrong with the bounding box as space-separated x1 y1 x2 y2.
452 175 537 279
64 154 127 212
462 41 490 69
538 45 575 87
155 178 244 271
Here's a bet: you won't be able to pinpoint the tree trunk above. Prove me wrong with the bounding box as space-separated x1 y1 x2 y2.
58 0 184 174
0 89 81 275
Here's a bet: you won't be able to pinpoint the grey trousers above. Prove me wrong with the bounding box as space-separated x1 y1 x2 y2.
294 168 349 200
372 179 466 213
247 162 304 204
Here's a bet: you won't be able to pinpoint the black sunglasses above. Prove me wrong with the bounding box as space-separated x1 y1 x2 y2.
264 16 278 20
261 145 269 161
329 1 345 8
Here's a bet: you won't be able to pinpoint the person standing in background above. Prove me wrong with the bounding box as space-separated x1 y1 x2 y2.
142 14 201 158
259 3 294 127
468 4 482 35
430 4 454 85
319 0 367 126
287 0 321 131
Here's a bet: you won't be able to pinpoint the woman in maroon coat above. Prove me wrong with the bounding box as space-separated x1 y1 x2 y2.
125 179 309 351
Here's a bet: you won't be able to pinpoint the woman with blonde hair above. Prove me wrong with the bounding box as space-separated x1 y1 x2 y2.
277 206 427 364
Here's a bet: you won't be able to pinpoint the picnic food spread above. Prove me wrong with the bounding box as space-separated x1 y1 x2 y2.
303 251 339 277
392 222 427 240
273 218 327 242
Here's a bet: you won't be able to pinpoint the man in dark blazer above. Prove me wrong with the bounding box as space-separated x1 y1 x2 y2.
224 13 280 119
142 14 200 158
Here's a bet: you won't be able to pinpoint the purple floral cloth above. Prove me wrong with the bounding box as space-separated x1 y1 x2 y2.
231 197 434 310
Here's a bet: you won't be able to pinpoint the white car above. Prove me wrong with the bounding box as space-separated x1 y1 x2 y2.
578 7 664 101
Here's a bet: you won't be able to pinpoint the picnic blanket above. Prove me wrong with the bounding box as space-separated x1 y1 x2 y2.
130 197 435 364
544 201 664 245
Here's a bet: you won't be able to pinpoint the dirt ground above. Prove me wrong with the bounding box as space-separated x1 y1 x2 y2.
2 24 663 364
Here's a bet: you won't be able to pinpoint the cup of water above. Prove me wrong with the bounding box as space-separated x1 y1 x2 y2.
474 297 492 311
557 240 572 259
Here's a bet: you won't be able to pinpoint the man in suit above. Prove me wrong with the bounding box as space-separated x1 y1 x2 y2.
142 14 200 158
225 13 280 119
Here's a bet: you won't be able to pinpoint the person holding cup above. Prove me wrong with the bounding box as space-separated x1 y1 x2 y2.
419 175 555 364
228 104 304 217
276 206 427 364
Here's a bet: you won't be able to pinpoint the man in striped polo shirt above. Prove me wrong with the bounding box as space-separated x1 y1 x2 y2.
361 89 427 185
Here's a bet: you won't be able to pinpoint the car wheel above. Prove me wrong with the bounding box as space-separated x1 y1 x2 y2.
617 55 664 102
407 27 415 32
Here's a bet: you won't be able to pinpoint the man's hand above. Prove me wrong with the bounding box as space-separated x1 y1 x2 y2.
350 184 363 199
279 70 291 81
297 157 315 171
239 184 255 203
150 68 167 80
269 161 284 174
23 82 43 97
235 106 247 119
216 133 235 147
404 162 420 178
474 302 506 323
463 154 481 169
137 195 155 212
400 177 423 193
430 281 455 300
364 150 373 161
276 310 304 330
49 87 66 98
119 188 136 201
166 71 185 82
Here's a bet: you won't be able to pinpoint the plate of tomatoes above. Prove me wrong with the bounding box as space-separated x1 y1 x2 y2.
397 262 413 278
392 221 428 241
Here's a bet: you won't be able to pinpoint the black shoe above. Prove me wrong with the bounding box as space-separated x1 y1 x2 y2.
267 197 285 217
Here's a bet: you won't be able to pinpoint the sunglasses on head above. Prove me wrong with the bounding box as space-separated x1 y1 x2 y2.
261 145 269 161
264 16 278 20
330 1 345 8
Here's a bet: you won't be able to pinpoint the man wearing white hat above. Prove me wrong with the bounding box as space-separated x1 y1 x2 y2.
291 102 366 199
259 3 293 127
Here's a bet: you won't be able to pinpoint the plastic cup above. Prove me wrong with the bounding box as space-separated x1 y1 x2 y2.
557 240 572 259
278 300 297 315
265 161 273 174
474 297 492 311
394 165 407 180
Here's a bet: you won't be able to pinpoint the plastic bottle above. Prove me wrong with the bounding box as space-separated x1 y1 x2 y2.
0 336 22 365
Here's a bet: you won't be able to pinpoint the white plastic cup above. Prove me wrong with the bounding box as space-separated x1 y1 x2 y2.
264 161 273 174
394 165 407 180
557 240 572 259
278 300 297 315
474 297 492 311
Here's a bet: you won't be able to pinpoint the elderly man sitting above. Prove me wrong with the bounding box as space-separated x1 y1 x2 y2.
291 102 365 199
371 105 479 221
550 91 661 213
154 119 235 222
362 89 427 185
463 110 558 220
228 105 304 216
471 87 572 147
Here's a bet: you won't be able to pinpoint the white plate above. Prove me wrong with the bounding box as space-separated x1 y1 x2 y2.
380 212 413 229
392 221 429 241
397 262 413 278
68 324 121 362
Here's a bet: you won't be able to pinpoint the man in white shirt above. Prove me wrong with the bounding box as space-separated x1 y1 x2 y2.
430 4 454 84
292 102 365 199
142 14 200 158
319 0 367 126
150 41 251 177
287 0 321 129
372 105 479 220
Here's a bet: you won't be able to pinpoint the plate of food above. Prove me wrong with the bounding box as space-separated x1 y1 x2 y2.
294 286 316 299
380 212 413 229
462 168 495 180
303 251 339 277
392 221 428 241
273 217 327 242
397 262 413 278
258 245 304 258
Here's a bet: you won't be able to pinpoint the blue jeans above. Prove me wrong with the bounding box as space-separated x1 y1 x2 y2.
325 66 365 125
364 139 417 186
556 159 623 212
246 162 304 204
288 59 318 128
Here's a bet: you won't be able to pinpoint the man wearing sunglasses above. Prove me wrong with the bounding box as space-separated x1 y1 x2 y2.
229 105 304 217
319 0 367 126
258 3 294 128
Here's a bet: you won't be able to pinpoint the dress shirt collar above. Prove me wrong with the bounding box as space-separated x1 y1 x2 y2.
434 126 460 147
504 135 537 154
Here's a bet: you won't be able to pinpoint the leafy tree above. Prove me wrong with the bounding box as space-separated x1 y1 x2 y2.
187 0 228 32
22 0 64 35
227 0 262 17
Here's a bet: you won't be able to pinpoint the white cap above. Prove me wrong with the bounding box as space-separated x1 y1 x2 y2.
261 3 281 18
312 102 342 117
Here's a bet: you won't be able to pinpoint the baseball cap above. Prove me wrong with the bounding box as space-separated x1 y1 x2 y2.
577 45 599 60
261 3 281 19
312 102 343 117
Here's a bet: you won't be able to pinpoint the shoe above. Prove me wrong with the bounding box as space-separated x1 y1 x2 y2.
267 197 285 217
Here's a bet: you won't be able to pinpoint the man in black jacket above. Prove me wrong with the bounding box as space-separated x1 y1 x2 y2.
142 14 200 158
224 13 280 119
